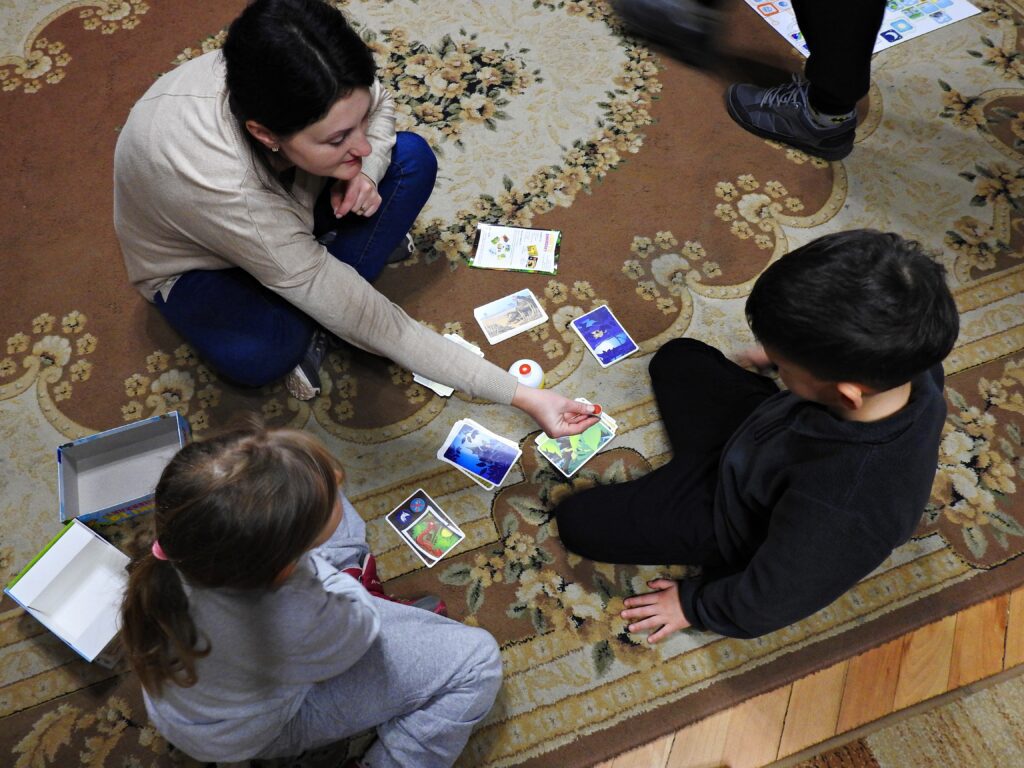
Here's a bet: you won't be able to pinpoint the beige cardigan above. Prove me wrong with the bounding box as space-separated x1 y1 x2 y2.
113 51 515 404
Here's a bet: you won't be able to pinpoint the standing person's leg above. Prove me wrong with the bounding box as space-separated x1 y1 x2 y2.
260 600 503 768
724 0 887 160
314 132 438 282
793 0 888 115
554 339 776 566
608 0 724 69
154 268 314 388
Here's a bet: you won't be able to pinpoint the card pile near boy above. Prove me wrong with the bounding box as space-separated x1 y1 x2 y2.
437 418 522 490
535 398 618 477
386 488 465 567
570 304 638 367
413 334 485 397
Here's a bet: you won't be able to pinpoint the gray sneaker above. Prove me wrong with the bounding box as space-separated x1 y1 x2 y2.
387 232 416 264
285 328 328 401
725 76 856 161
611 0 721 68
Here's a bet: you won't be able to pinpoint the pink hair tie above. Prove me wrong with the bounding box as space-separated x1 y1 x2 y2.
151 540 170 561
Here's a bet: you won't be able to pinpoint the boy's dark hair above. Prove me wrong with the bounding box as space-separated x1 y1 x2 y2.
222 0 375 136
746 229 959 391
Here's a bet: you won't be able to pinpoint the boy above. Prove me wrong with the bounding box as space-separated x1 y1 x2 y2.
554 230 959 639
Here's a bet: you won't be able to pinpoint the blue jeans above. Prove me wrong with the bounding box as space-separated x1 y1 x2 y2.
154 132 437 387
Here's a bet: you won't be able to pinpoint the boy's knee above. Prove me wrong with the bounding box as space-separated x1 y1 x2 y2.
649 337 723 383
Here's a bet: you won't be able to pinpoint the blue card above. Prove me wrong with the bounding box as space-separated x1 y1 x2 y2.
437 419 521 489
570 305 639 367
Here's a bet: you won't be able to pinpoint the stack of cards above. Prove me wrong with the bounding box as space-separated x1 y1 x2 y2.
469 223 561 275
535 398 618 477
386 489 465 567
570 305 638 367
437 418 522 490
413 334 485 398
474 289 548 345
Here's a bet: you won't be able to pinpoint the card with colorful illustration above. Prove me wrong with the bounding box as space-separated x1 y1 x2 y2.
535 400 617 477
469 224 561 275
473 289 548 344
571 305 638 367
385 489 465 567
536 420 616 478
437 418 521 489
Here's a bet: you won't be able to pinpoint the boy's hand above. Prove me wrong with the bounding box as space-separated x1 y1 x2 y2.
621 579 691 643
733 345 771 371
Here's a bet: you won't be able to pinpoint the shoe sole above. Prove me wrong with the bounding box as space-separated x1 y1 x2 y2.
285 369 320 401
724 90 854 162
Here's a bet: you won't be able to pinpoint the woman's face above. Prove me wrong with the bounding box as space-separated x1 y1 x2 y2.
271 88 373 180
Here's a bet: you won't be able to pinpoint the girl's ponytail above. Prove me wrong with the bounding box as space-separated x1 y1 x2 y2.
121 552 207 695
119 424 339 694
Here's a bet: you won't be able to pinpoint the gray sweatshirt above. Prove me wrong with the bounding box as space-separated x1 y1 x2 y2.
143 529 380 760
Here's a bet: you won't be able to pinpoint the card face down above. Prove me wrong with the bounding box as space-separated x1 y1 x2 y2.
385 488 465 567
474 289 548 344
571 305 638 367
437 419 521 489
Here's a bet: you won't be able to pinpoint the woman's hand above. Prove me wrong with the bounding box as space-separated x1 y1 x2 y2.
331 173 382 218
621 579 691 643
511 385 600 438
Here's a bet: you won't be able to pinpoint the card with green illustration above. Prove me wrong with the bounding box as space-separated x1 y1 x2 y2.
535 419 615 478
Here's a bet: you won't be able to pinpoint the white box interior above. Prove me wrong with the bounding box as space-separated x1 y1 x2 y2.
60 418 182 517
8 522 129 660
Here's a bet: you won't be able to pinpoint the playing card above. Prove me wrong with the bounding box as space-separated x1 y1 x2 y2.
437 418 521 489
385 489 465 567
535 414 617 478
473 289 548 344
571 305 638 367
412 334 485 397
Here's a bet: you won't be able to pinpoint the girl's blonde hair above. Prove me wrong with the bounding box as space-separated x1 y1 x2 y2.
121 423 343 694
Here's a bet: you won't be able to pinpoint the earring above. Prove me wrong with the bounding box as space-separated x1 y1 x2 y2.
271 144 280 152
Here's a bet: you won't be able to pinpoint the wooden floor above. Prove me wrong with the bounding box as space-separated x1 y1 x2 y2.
595 586 1024 768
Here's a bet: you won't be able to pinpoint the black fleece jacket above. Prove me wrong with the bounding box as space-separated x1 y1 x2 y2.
677 365 947 638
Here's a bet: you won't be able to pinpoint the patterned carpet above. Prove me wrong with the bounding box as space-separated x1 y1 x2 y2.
2 1 1024 766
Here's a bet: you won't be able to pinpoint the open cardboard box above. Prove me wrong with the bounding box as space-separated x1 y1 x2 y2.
5 520 130 666
58 411 189 524
5 411 190 665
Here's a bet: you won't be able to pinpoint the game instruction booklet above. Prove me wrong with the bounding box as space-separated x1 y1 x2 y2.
469 223 561 275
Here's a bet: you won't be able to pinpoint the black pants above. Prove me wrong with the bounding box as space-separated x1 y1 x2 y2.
553 339 777 565
792 0 888 114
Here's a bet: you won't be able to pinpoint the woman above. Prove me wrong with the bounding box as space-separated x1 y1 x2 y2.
114 0 596 436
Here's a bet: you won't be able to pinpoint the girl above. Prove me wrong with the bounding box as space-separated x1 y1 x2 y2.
121 425 502 767
113 0 597 438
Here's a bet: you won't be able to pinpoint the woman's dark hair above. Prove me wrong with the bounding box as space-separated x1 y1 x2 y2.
222 0 376 136
746 229 960 391
121 424 342 694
